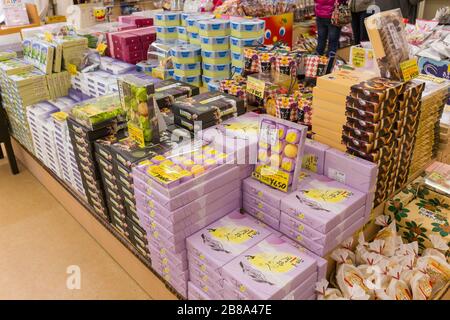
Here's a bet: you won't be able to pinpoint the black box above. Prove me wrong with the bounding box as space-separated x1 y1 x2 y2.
155 79 201 112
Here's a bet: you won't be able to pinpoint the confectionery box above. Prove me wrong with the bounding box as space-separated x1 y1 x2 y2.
242 202 280 230
186 211 273 274
281 175 367 233
242 177 289 210
171 91 246 123
350 77 406 103
302 139 329 175
316 69 376 95
283 271 317 300
221 235 316 300
198 19 230 37
155 12 180 27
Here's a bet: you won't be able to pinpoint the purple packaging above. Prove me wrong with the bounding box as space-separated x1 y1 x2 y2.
280 206 365 246
186 211 273 276
189 274 223 300
364 192 376 223
242 177 288 209
243 201 280 230
324 148 378 193
141 196 241 243
221 235 317 300
133 165 240 211
147 230 186 253
134 178 241 227
222 280 247 300
152 258 189 280
188 253 223 284
188 281 211 300
281 176 366 233
243 192 281 219
282 271 317 300
280 216 365 256
280 235 327 281
147 242 188 269
302 139 329 175
239 164 255 179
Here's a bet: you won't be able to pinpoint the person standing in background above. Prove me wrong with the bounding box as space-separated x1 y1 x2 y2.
350 0 374 44
315 0 348 57
375 0 424 24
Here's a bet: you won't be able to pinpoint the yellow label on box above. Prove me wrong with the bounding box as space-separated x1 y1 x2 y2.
152 67 165 80
51 111 68 121
44 32 53 42
128 123 145 147
400 59 419 81
146 165 184 185
252 165 289 192
352 47 366 68
67 63 77 75
46 15 66 23
96 43 107 55
246 77 265 99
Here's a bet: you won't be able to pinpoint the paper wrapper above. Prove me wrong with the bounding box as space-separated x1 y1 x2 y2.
244 48 259 73
275 94 299 122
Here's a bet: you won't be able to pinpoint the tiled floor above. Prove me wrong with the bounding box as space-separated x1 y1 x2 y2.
0 146 151 300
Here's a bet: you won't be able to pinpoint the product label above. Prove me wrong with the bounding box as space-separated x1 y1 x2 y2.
128 123 145 148
155 83 182 92
208 226 259 244
199 95 225 105
253 165 289 192
400 59 419 82
302 188 352 203
302 155 318 173
418 207 447 224
246 253 301 273
96 43 107 55
67 63 77 76
328 168 346 184
146 165 184 185
387 23 402 50
246 77 265 99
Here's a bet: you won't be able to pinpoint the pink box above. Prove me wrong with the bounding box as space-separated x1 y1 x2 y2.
243 192 281 219
133 163 240 199
186 211 273 273
135 18 153 28
111 32 140 47
152 258 188 279
114 50 144 63
242 201 280 230
280 206 365 246
188 281 211 300
129 28 157 43
107 26 154 58
222 280 247 300
148 231 186 253
134 179 240 225
147 242 187 268
302 139 329 175
281 235 327 281
189 274 223 300
242 177 288 209
141 196 241 244
283 270 317 300
114 42 143 53
324 148 378 193
280 216 365 256
133 166 241 211
239 164 255 179
281 175 366 233
188 253 223 284
221 235 317 300
189 263 225 293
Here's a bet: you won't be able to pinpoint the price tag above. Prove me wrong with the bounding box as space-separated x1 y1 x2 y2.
246 77 265 99
128 123 145 148
152 67 165 80
252 165 290 192
96 43 107 55
352 47 366 68
400 59 419 81
44 32 53 42
67 63 77 75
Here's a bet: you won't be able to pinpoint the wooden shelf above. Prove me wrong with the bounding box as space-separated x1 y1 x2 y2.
11 138 180 300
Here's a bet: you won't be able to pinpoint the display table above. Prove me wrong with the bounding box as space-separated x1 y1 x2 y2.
11 138 179 300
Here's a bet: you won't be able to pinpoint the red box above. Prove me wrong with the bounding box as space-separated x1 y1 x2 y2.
129 29 157 43
115 50 144 62
135 18 153 28
111 33 140 47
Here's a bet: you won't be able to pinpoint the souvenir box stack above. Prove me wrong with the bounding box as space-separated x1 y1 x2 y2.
409 75 450 177
52 35 89 70
68 94 126 221
118 15 153 28
155 11 181 43
311 69 375 151
342 77 424 206
185 14 215 46
171 92 246 133
170 44 203 87
50 101 86 198
110 27 157 64
438 107 450 164
132 145 253 296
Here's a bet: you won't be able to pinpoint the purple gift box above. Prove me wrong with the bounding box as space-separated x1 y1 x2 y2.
324 148 378 193
364 192 376 223
148 242 188 268
243 192 281 219
281 176 366 233
221 235 317 300
188 253 223 284
134 178 240 226
186 211 273 275
280 235 327 281
188 281 211 300
283 270 317 300
189 273 223 300
280 215 364 256
242 201 280 230
132 165 241 211
280 205 365 246
148 230 186 253
302 139 330 175
242 177 288 209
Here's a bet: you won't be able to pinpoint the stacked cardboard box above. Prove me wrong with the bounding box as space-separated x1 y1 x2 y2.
108 27 156 64
68 95 126 221
132 145 253 297
52 35 88 70
187 212 324 300
438 106 450 164
409 75 450 176
343 78 424 206
311 70 374 151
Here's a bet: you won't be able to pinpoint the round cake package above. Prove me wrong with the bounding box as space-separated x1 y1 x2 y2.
200 35 230 51
230 18 265 39
198 19 230 37
188 32 201 45
155 12 181 27
230 36 264 53
201 49 231 64
170 44 202 64
174 74 202 87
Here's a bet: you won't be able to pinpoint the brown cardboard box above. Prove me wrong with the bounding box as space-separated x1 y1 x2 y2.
316 69 375 94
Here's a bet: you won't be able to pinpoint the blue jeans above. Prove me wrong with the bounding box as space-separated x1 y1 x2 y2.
316 17 341 57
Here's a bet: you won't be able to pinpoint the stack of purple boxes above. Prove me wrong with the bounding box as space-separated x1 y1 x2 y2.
131 145 254 297
186 211 326 300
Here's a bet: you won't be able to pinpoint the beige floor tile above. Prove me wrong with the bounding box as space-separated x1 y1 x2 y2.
0 151 151 300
